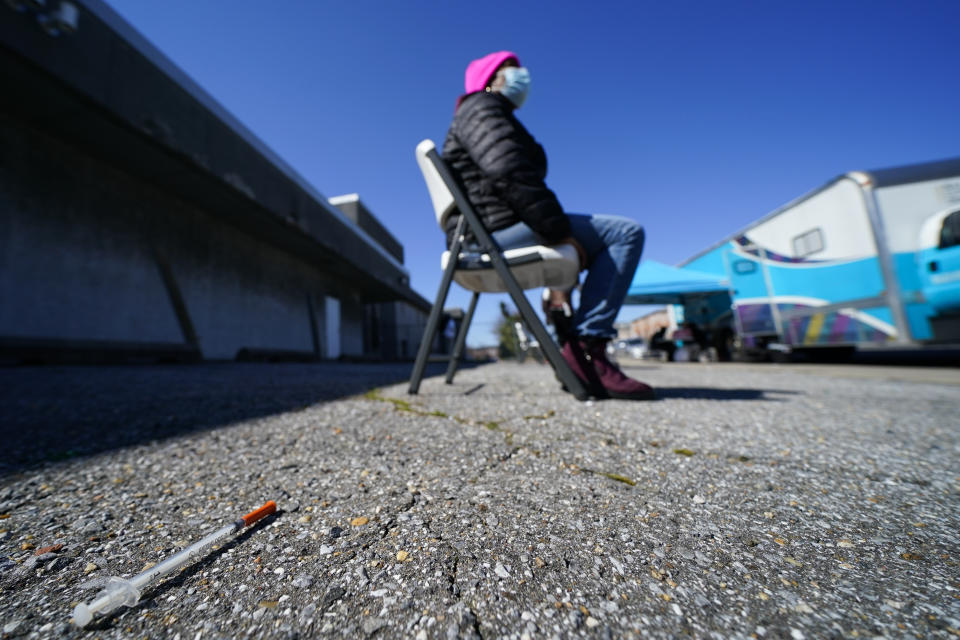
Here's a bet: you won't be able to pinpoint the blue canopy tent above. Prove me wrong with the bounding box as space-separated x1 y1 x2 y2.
624 260 730 305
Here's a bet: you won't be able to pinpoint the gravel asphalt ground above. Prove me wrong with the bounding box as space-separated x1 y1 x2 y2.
0 359 958 639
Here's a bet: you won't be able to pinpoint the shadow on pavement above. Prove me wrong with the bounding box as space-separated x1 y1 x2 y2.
0 361 449 478
654 387 799 401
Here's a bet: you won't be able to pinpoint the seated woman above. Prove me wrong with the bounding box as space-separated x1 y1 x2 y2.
442 50 654 400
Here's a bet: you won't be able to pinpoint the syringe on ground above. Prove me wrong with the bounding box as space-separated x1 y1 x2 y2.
73 500 276 628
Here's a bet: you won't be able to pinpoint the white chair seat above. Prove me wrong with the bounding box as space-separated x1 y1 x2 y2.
441 243 580 292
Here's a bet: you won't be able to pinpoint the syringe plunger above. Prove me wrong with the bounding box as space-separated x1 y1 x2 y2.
73 577 140 627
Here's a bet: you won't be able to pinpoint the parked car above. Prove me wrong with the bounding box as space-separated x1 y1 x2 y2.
610 337 649 360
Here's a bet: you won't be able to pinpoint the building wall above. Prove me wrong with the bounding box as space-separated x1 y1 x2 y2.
340 297 365 357
391 300 430 360
358 300 432 361
0 112 357 361
628 309 672 340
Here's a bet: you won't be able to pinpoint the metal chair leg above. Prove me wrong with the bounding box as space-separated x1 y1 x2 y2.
409 219 466 395
445 291 479 384
508 285 589 401
409 270 455 394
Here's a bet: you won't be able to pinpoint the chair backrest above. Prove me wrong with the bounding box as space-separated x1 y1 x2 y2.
415 139 456 229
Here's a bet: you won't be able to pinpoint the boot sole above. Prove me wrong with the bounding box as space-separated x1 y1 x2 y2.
606 388 657 401
561 381 654 401
559 382 609 400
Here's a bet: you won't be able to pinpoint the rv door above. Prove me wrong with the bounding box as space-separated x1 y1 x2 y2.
918 207 960 314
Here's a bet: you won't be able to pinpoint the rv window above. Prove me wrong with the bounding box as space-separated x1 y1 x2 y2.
792 228 825 257
940 210 960 249
733 260 757 274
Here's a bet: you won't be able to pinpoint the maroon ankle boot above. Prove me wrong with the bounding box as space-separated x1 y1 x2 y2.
561 340 609 399
562 338 655 401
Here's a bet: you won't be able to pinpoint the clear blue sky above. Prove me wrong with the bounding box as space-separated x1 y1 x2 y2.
107 0 958 347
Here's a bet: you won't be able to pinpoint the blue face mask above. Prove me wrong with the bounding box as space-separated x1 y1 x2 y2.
499 66 531 108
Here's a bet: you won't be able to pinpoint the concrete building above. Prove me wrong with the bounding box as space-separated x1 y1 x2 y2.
328 194 430 361
614 310 671 341
0 0 435 363
629 309 672 341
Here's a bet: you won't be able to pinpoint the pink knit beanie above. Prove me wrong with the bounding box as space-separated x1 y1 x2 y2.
464 51 520 94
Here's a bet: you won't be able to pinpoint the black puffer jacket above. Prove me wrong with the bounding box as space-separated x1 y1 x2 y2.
441 91 571 247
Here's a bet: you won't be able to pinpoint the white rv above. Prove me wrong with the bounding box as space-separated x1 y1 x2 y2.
679 157 960 356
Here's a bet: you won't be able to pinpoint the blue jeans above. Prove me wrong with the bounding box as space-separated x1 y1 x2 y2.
491 214 645 339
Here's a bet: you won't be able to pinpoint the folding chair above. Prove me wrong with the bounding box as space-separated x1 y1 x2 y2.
407 139 589 401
